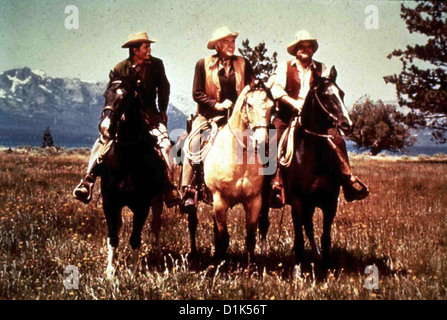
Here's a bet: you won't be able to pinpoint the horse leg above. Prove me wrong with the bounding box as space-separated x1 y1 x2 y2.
212 193 230 261
129 203 151 275
321 199 338 269
303 204 321 261
149 194 163 249
188 208 199 258
290 198 304 266
243 195 262 266
104 197 123 279
258 181 270 255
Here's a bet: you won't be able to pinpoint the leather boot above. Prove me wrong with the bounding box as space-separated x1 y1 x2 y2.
180 186 197 214
269 167 285 208
342 175 369 202
73 173 96 204
327 135 369 202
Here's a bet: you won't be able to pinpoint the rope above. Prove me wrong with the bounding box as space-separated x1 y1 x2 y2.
279 116 299 168
183 118 221 163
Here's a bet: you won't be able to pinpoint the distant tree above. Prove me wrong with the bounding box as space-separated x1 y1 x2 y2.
238 39 278 81
41 126 54 148
348 96 416 155
384 1 447 143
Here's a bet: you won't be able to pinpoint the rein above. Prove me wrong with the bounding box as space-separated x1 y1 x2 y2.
279 91 339 167
303 91 338 139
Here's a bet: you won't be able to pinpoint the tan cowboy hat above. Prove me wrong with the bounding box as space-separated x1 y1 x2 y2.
121 32 156 48
287 30 318 56
207 26 239 50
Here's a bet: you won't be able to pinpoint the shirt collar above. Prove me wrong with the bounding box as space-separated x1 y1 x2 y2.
291 59 315 71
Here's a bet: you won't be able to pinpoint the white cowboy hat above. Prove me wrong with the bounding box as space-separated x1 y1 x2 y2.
207 26 239 50
286 30 318 56
121 32 156 48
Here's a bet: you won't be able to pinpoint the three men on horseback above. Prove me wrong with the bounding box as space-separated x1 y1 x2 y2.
268 30 369 207
180 26 255 214
73 32 181 207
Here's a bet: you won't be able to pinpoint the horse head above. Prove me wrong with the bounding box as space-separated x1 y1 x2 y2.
239 80 274 150
99 70 139 141
303 66 353 135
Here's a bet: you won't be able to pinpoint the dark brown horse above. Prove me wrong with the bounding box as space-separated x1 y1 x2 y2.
99 71 165 278
260 67 353 267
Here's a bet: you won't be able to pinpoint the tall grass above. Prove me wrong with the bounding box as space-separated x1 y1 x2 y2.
0 151 446 299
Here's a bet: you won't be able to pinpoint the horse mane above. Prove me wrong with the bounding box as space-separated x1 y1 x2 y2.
233 80 273 113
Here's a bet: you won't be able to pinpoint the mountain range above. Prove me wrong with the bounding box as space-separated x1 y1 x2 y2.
0 67 190 147
0 67 445 153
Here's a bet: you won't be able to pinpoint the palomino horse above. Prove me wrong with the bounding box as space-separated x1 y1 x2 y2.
99 71 165 278
259 67 354 267
190 81 274 262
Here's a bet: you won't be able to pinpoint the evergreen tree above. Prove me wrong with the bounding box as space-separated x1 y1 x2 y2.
41 126 54 148
384 1 447 143
348 96 416 155
238 39 278 81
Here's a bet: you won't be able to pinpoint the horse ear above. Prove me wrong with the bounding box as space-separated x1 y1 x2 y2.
329 66 337 82
109 70 116 81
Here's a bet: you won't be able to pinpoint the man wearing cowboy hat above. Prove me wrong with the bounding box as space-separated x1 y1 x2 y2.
180 26 255 214
73 32 181 207
268 30 369 207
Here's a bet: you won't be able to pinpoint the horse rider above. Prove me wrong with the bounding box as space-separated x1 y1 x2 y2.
73 32 181 207
180 26 255 213
268 30 369 207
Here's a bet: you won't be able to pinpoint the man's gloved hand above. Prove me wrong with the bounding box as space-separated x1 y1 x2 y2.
215 99 233 111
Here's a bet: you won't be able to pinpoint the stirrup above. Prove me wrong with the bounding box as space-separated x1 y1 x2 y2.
270 183 285 209
180 187 198 214
164 186 182 208
73 179 93 204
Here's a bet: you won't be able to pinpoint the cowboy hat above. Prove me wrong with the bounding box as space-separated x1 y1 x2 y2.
207 26 239 50
121 32 156 48
286 30 318 56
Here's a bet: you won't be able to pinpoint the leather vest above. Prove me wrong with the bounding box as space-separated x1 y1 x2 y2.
204 55 245 102
276 60 323 122
286 60 323 99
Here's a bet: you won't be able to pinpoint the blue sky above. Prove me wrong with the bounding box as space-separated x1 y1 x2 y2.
0 0 426 112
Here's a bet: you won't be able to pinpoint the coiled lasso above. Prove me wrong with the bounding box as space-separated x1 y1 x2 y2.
183 117 223 163
279 116 300 167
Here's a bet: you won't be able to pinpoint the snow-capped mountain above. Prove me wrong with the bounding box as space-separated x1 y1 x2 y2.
0 67 188 145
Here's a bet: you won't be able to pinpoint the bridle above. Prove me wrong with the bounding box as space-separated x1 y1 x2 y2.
227 86 271 150
303 84 341 139
101 79 142 145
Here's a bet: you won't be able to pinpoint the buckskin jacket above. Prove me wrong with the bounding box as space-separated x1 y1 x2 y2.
112 57 170 120
192 54 255 119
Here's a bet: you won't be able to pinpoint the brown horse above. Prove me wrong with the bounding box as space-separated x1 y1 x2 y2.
193 81 275 262
98 72 165 278
259 67 354 267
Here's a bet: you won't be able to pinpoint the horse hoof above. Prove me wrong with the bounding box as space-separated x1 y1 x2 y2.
260 240 267 256
105 266 116 280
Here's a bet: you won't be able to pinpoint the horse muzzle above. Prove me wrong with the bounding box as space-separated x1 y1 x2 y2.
338 119 352 135
251 127 268 151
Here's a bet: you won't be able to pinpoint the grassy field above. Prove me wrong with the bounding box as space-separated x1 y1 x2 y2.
0 148 446 300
